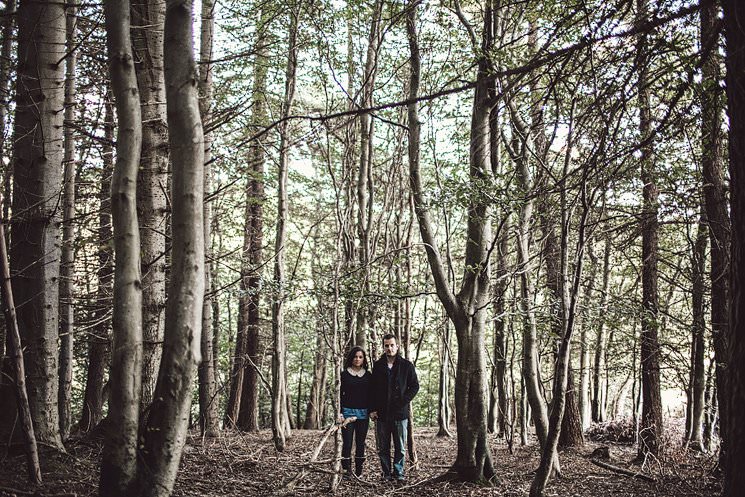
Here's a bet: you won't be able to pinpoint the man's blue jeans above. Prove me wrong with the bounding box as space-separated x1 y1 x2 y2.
376 418 407 478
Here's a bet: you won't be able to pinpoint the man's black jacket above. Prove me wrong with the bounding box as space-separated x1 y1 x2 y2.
370 354 419 421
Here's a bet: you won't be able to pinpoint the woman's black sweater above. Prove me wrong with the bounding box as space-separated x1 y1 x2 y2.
340 369 371 410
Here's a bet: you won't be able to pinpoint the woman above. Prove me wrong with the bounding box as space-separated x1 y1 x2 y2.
339 346 371 477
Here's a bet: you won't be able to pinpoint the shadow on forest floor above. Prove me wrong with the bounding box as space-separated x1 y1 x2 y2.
0 427 722 496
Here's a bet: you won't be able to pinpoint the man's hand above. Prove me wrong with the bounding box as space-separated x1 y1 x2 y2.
337 413 345 424
369 411 378 421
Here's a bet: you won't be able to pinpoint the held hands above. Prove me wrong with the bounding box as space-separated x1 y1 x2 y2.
369 411 378 421
337 413 345 424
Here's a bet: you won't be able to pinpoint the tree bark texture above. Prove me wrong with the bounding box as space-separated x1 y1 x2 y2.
10 0 66 450
58 0 78 442
135 1 204 495
131 0 169 412
197 0 219 438
636 0 663 459
701 0 730 466
99 1 143 495
722 0 745 493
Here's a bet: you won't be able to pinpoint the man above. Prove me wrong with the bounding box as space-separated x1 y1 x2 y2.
369 334 419 482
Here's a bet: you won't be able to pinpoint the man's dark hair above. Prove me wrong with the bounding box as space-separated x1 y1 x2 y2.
382 334 397 343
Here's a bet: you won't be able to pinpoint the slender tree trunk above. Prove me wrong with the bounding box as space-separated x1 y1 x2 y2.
227 7 270 430
436 316 452 437
592 236 611 422
58 1 78 442
513 121 550 450
99 1 143 494
636 0 663 460
1 195 42 483
272 2 300 451
135 1 204 494
354 0 382 349
701 0 730 468
489 136 510 436
198 0 219 438
80 99 114 433
688 207 707 450
541 193 583 450
530 128 589 494
11 0 66 450
722 0 745 493
703 358 717 451
303 322 326 429
130 0 168 413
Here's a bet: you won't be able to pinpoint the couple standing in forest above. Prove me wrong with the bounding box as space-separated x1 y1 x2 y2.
338 334 420 482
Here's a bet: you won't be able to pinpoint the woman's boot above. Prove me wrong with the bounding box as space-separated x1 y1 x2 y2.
355 457 365 476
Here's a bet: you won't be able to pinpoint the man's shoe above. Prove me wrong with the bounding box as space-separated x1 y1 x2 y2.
394 474 405 482
382 473 393 481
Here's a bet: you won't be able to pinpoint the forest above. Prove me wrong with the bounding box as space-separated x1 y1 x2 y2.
0 0 744 496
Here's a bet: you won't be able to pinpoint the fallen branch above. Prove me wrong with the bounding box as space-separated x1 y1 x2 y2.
278 420 356 493
590 457 656 483
0 486 77 497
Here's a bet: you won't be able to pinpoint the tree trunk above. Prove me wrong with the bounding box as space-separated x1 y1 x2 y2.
271 2 300 451
636 0 663 460
197 0 219 438
703 358 717 451
722 0 745 493
513 118 550 450
592 235 611 423
304 241 327 429
99 1 143 494
407 0 494 480
131 0 168 412
1 194 42 483
135 1 204 494
436 314 452 437
354 0 382 350
687 207 707 449
80 98 114 433
10 0 66 451
489 186 510 436
227 7 270 431
701 0 730 467
541 184 583 450
530 139 589 495
58 1 78 442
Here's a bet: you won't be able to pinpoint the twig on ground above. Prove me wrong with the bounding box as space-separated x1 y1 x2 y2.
590 457 656 483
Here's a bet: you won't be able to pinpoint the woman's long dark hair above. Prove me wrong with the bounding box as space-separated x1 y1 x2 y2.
345 346 369 370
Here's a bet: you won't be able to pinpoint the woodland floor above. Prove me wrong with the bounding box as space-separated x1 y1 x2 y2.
0 426 723 497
